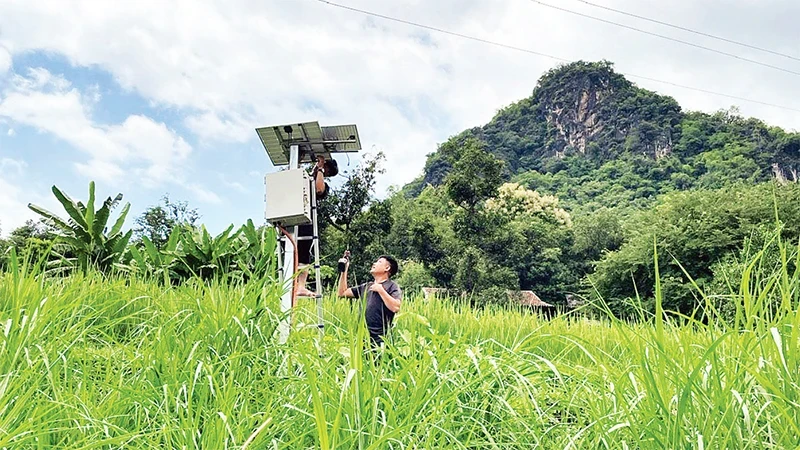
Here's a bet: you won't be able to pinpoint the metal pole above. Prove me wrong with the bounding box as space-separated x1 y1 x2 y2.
277 144 300 345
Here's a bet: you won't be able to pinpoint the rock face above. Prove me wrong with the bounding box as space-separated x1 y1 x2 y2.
546 88 608 156
546 91 604 157
532 62 678 160
773 163 799 184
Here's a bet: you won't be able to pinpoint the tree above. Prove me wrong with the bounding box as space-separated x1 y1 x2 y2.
134 194 200 249
480 183 576 301
1 219 57 267
590 182 800 319
28 181 132 273
572 208 624 263
444 139 504 212
319 152 385 238
319 152 387 280
5 219 54 248
385 185 459 286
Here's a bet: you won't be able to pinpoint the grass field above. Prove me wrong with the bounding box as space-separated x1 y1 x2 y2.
1 248 799 449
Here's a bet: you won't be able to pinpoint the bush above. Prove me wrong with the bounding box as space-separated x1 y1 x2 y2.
590 182 800 318
394 259 436 296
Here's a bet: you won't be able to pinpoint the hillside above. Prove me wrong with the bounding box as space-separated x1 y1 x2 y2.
406 61 800 212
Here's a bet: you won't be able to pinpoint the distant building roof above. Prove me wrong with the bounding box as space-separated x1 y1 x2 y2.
506 290 554 307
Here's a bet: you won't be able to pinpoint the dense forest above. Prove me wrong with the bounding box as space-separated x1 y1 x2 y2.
3 60 799 320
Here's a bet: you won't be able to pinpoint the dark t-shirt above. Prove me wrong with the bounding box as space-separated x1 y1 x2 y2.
317 182 329 201
311 168 330 202
351 280 402 340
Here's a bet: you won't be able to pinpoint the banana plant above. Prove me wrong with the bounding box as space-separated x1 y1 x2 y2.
236 219 277 280
176 224 239 280
128 227 181 284
28 181 132 273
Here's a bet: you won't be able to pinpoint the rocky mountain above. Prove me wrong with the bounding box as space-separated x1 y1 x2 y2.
407 61 800 211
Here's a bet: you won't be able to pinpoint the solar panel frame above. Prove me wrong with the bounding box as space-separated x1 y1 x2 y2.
255 127 288 165
321 124 361 152
256 122 362 166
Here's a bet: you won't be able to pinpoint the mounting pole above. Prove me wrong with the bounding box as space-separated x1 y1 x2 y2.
277 144 300 345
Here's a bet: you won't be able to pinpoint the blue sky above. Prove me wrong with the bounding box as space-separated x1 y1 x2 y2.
0 53 270 235
1 0 798 236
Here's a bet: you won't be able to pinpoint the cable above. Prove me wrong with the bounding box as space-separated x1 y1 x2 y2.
526 0 800 78
572 0 800 63
313 0 800 114
315 0 568 63
277 225 299 308
622 74 800 113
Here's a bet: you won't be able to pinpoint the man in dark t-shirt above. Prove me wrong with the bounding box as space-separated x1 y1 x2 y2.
337 251 402 347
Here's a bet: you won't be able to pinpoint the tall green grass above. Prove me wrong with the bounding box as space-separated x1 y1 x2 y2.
1 237 798 449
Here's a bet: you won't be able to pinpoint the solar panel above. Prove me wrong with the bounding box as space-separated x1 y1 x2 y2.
321 124 361 152
255 121 361 166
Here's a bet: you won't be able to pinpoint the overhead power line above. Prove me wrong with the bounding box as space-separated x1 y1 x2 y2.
313 0 800 114
573 0 800 63
315 0 568 63
526 0 800 79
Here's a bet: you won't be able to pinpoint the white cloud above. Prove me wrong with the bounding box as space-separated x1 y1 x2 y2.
0 158 49 237
0 46 10 74
74 158 125 183
6 128 14 136
0 157 27 175
0 178 32 237
0 0 799 195
220 175 248 194
183 182 222 204
0 68 192 187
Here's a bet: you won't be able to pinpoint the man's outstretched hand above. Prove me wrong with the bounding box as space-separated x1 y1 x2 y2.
338 250 351 273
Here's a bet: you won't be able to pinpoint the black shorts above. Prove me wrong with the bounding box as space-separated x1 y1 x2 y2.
297 224 313 265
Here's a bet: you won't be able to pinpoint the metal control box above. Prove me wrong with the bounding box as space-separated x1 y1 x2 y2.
264 169 311 226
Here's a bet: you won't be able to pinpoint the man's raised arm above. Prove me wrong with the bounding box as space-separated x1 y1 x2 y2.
337 251 356 298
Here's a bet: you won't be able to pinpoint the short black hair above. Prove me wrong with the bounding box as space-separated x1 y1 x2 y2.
324 159 339 177
380 255 398 277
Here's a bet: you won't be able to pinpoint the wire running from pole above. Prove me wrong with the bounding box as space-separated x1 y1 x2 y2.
277 225 299 308
312 0 800 113
572 0 800 63
526 0 800 78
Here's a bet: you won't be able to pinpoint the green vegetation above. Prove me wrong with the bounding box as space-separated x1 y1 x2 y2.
1 232 798 447
26 181 132 273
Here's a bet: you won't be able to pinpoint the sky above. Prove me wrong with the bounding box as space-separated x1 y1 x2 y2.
1 0 799 237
